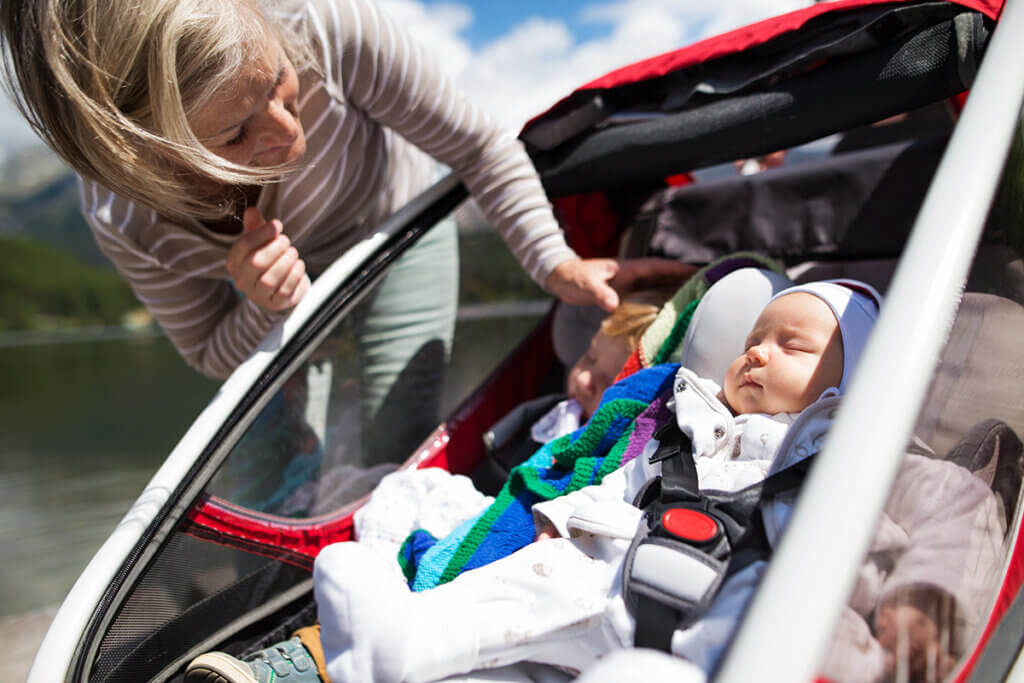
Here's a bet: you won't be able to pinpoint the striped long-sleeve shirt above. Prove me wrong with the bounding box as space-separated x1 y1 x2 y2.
81 0 577 379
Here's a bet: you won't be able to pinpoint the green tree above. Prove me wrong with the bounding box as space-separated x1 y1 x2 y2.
0 237 140 331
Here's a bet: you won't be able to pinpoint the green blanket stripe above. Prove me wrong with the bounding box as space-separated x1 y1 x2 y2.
551 398 649 468
519 462 569 501
596 420 637 480
438 398 648 584
440 474 521 584
566 456 600 492
397 530 428 583
653 298 699 365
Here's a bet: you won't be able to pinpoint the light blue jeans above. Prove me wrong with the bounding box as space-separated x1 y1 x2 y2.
353 216 459 465
212 216 458 514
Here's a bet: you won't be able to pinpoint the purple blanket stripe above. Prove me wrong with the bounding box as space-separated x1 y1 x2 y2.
620 389 673 466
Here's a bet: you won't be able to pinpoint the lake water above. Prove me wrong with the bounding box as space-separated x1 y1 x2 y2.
0 307 545 619
0 333 218 617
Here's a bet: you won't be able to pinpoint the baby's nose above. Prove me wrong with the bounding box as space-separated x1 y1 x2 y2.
747 344 769 364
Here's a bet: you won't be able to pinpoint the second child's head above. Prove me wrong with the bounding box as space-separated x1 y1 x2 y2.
722 280 880 416
567 290 670 418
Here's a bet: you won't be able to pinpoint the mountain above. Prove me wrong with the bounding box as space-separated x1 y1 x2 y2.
0 145 108 267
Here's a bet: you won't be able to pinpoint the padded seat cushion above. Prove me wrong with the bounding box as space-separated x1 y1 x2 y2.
915 292 1024 459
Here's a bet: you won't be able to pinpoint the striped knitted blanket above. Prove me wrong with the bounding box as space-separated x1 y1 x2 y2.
399 363 677 591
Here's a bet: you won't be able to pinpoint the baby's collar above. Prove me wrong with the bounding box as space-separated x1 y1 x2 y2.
737 386 840 424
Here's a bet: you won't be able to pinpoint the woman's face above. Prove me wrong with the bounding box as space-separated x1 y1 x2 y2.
190 33 306 169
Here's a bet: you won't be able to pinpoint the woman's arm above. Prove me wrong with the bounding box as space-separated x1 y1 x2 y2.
317 0 572 285
312 0 693 309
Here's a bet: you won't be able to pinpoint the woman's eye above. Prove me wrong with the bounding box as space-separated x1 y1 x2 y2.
225 127 248 146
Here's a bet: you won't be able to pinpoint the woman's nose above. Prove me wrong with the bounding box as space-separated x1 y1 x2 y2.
259 99 299 146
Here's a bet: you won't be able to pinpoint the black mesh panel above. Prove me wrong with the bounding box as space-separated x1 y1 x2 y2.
90 532 310 682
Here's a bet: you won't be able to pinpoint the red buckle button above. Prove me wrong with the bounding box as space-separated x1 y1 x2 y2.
662 509 719 543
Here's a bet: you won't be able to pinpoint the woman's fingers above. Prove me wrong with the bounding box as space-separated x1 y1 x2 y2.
289 270 310 306
258 243 299 291
545 256 695 312
252 234 293 275
271 258 307 306
242 206 266 232
545 258 621 312
607 258 697 293
226 219 279 278
230 234 289 295
224 212 307 311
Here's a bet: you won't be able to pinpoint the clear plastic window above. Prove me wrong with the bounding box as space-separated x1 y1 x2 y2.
205 215 549 518
817 111 1024 682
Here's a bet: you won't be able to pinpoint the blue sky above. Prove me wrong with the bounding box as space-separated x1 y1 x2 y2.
418 0 613 47
0 0 809 158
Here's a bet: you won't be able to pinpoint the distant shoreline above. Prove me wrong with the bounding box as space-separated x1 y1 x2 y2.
0 300 552 349
0 325 160 349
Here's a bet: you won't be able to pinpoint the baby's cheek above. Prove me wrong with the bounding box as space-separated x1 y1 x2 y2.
566 369 580 395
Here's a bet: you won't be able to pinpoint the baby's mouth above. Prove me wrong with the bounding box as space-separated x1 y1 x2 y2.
740 374 761 389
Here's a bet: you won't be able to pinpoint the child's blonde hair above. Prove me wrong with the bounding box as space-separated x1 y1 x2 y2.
1 0 316 222
599 286 676 351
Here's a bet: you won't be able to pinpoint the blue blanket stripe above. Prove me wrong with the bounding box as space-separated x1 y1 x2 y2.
406 363 679 591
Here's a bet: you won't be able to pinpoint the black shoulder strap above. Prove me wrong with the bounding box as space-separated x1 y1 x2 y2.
648 418 701 504
624 416 816 651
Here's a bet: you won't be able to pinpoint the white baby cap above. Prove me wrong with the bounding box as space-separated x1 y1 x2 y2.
768 279 882 392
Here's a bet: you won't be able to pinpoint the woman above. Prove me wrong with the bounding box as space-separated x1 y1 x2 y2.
1 0 691 463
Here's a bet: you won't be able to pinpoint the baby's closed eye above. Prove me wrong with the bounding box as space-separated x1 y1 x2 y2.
781 335 818 353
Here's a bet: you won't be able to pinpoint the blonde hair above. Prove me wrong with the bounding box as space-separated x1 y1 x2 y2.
1 0 317 221
600 286 677 351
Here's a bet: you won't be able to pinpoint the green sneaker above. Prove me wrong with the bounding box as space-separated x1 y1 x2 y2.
185 637 321 683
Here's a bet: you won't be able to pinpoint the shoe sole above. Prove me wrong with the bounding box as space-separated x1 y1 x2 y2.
186 652 259 683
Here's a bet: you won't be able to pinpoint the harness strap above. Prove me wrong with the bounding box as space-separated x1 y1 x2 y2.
625 535 728 650
649 419 701 504
623 416 813 651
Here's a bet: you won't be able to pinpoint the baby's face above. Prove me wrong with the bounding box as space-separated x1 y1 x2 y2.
722 292 843 415
567 331 632 419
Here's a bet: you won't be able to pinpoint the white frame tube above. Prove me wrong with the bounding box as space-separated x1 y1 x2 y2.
717 2 1024 680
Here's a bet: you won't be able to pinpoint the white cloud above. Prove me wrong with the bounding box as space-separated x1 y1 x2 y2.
380 0 810 130
579 0 808 44
378 0 476 76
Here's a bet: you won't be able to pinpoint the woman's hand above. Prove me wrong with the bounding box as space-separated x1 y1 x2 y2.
226 207 309 311
545 257 697 312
